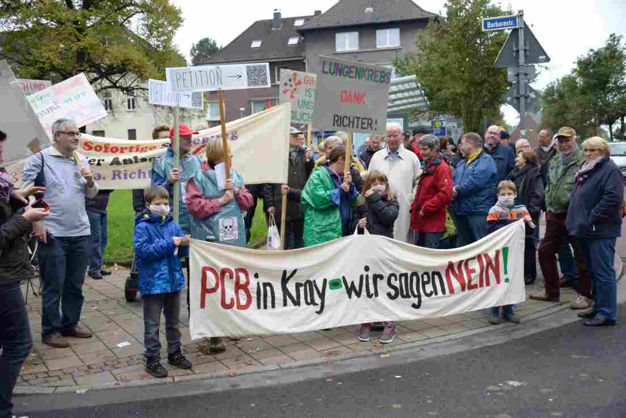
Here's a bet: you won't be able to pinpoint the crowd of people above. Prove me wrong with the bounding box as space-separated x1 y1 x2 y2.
0 116 624 417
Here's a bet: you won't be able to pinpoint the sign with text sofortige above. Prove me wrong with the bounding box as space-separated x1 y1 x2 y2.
166 63 270 92
148 79 203 110
313 56 391 134
279 69 316 124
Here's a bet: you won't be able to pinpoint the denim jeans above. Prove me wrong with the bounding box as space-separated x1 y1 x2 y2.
491 305 514 316
455 214 487 247
87 211 108 273
143 291 182 361
415 232 443 249
577 237 617 321
0 282 33 418
558 242 578 281
38 235 90 337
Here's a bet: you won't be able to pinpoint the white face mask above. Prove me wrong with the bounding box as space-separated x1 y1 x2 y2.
498 196 516 207
370 184 386 194
149 203 170 217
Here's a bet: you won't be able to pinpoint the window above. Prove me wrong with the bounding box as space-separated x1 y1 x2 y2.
250 99 277 114
127 129 137 140
288 36 299 45
251 40 262 48
376 28 400 48
206 101 220 121
102 95 113 111
274 64 291 84
91 130 105 137
126 91 136 111
294 18 305 26
335 32 359 52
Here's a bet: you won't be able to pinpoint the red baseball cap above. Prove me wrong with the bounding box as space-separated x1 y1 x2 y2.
169 123 198 139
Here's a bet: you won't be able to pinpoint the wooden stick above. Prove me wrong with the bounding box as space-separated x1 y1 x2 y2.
218 90 231 181
172 106 180 222
343 132 352 174
306 123 313 148
280 191 287 250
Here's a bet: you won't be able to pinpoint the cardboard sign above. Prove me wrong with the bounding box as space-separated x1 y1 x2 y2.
279 69 317 124
313 56 391 134
27 73 108 139
189 221 526 338
148 79 203 110
166 62 271 93
16 79 52 96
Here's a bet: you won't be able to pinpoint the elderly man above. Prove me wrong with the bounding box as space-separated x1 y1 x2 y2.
369 124 421 242
535 128 557 183
451 132 498 247
530 127 592 309
22 118 99 348
483 125 515 182
515 138 532 154
359 135 383 169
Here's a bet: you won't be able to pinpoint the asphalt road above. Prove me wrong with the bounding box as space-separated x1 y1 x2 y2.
20 305 626 418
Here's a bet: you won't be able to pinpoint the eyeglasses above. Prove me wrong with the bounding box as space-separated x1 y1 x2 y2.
58 131 81 137
583 148 601 152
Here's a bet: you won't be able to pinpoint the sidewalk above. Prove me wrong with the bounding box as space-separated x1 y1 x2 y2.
16 262 622 395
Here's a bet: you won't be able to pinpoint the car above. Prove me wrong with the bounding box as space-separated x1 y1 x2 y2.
609 142 626 179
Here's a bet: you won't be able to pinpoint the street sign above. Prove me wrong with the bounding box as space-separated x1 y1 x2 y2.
432 118 446 136
148 79 203 110
482 15 519 31
507 65 536 83
166 62 270 93
495 26 550 68
504 83 539 113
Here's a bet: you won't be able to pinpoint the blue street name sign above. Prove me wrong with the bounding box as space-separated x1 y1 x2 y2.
482 15 519 31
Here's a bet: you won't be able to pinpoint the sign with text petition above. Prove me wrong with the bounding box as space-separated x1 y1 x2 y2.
313 56 391 134
279 69 317 124
189 221 526 338
166 63 270 92
148 79 203 109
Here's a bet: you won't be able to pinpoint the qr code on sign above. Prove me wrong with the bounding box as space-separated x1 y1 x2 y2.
246 64 269 87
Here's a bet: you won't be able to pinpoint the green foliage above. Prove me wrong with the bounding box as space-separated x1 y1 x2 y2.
190 37 220 66
0 0 186 93
395 0 511 132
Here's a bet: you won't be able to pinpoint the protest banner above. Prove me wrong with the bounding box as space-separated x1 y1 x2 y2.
27 73 108 140
313 56 391 135
148 79 203 110
279 69 316 124
16 79 52 96
0 60 50 166
191 103 291 185
189 221 526 338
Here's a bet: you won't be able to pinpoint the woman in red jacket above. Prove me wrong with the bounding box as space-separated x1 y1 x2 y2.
410 135 453 248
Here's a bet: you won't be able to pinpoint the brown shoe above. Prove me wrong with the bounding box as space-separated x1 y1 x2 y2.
62 325 93 339
529 292 560 302
43 334 70 348
570 295 593 310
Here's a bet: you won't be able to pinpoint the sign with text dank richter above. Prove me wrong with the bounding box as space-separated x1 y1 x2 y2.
189 221 526 338
313 56 391 134
279 69 317 124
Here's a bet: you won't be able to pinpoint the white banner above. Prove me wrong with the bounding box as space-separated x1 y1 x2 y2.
191 103 290 185
189 221 527 338
148 79 203 110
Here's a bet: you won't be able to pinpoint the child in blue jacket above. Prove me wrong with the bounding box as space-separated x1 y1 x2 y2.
134 186 192 378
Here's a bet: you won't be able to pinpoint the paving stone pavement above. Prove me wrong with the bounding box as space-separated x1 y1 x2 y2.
15 264 609 394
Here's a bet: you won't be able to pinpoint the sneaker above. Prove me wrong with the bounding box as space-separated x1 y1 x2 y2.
208 337 226 354
504 312 521 324
168 351 192 369
42 334 70 348
145 359 168 378
88 271 103 280
529 292 560 302
570 295 592 310
358 324 372 342
379 323 396 344
488 315 503 325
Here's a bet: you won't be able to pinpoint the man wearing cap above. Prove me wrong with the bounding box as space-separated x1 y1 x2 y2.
264 126 314 249
483 125 515 182
530 127 592 309
152 123 202 234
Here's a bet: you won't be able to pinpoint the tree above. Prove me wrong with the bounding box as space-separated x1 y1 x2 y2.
541 75 591 137
190 37 220 66
395 0 511 132
0 0 186 93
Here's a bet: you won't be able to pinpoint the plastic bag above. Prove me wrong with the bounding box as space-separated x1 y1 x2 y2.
266 214 282 250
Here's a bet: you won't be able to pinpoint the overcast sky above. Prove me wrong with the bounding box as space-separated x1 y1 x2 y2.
170 0 626 125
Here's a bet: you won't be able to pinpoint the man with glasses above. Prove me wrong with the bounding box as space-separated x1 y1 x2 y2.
22 118 99 348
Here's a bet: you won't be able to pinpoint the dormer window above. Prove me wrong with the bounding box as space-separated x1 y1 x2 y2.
294 18 305 26
288 37 299 45
251 40 262 48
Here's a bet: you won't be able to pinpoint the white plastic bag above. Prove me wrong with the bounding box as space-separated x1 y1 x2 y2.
266 215 282 250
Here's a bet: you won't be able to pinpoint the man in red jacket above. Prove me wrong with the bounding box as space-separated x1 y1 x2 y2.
410 134 453 248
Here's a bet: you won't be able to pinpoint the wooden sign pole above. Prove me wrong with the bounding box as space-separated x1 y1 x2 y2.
306 123 313 148
280 192 287 250
343 132 352 174
172 106 180 222
218 90 231 181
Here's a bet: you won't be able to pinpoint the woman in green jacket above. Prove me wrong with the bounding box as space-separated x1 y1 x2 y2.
301 146 358 247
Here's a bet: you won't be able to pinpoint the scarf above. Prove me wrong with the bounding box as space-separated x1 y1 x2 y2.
575 157 605 184
0 171 14 203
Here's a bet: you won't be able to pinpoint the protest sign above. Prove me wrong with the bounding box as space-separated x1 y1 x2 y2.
191 103 291 185
313 56 391 135
16 79 52 96
279 69 316 124
27 73 107 139
148 79 203 110
78 134 169 189
0 60 50 166
189 221 526 338
166 62 271 93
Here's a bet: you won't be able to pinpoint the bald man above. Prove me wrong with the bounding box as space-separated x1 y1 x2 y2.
483 125 515 182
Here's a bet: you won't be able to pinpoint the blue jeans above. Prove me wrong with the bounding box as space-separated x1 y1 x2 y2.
415 232 443 249
143 291 182 361
0 282 32 418
87 211 108 273
491 305 514 316
455 214 487 247
577 237 617 321
38 235 90 338
558 242 578 281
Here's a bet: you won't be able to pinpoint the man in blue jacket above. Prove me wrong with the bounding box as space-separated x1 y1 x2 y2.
451 132 498 247
483 125 515 182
